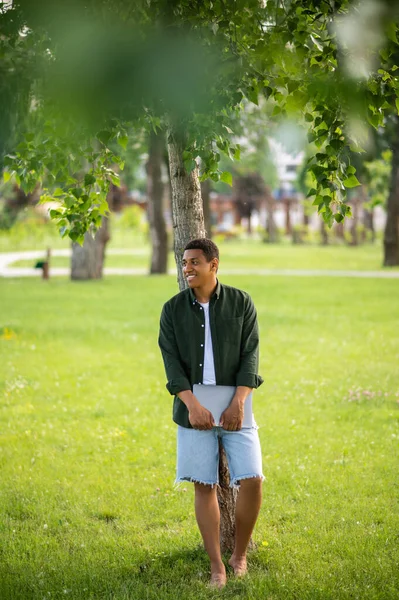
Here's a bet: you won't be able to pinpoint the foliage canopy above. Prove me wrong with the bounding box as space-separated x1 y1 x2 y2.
1 0 399 242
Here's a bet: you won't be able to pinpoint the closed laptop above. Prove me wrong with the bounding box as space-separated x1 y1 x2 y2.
192 384 254 428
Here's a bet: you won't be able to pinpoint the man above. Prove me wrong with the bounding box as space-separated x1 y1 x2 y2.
158 238 264 589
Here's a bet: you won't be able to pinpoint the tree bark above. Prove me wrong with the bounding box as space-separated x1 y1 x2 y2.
348 194 360 246
70 183 126 280
70 217 110 280
320 216 328 245
218 442 238 553
364 207 375 243
146 130 168 274
264 190 278 243
167 127 206 289
201 179 212 238
0 185 39 229
384 128 399 266
167 125 238 553
284 199 292 235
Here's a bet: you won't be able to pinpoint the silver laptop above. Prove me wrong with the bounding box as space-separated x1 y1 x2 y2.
192 384 254 428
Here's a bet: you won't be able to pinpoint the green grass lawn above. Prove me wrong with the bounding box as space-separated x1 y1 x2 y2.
1 273 399 599
7 237 399 272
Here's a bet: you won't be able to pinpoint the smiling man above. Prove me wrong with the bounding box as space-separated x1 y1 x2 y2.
158 238 264 588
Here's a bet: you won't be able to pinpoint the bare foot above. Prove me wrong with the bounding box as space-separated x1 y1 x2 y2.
228 554 247 577
209 563 227 588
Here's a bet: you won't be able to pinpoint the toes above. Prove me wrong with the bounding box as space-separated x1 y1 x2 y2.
210 574 226 589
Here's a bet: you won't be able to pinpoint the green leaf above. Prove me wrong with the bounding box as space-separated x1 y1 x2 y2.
3 171 11 183
183 159 196 173
80 198 91 211
312 195 324 206
387 22 398 45
246 83 259 105
367 111 382 130
395 98 399 116
343 175 361 188
97 130 113 145
304 113 313 122
349 143 366 154
64 196 75 208
334 213 344 223
71 187 83 199
69 229 80 242
220 171 233 186
84 173 96 186
117 134 128 150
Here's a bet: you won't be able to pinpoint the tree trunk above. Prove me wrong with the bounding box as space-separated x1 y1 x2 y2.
303 204 310 227
349 195 360 246
0 185 39 229
384 128 399 266
70 217 110 280
335 222 344 241
146 130 168 274
364 207 375 243
320 216 328 245
167 127 206 289
201 179 212 238
284 199 292 235
265 190 278 243
167 125 238 553
247 212 252 236
70 183 123 280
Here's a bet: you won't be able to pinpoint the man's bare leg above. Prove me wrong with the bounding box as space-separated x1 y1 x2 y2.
229 477 262 576
194 482 226 587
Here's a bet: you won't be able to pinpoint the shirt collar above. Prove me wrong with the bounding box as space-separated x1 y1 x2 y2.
189 278 221 304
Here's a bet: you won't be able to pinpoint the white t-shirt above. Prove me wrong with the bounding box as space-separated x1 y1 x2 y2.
198 301 216 385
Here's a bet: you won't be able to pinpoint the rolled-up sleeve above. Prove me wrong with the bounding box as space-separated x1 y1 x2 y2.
158 302 191 395
235 295 264 388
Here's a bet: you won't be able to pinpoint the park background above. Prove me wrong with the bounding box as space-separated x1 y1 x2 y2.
1 1 399 599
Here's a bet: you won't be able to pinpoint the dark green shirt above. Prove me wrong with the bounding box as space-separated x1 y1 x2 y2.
158 279 264 428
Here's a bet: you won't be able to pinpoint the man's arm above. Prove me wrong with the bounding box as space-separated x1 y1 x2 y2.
158 302 192 395
158 303 214 430
235 294 264 389
221 295 263 431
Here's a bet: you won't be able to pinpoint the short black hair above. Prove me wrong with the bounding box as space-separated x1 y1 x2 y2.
184 238 219 262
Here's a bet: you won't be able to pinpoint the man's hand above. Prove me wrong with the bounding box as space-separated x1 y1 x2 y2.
188 403 215 430
220 398 244 431
177 390 214 430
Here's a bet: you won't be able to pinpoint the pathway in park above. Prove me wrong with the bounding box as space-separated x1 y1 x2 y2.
1 248 399 278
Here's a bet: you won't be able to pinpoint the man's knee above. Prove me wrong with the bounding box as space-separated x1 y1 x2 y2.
194 482 217 495
237 476 263 491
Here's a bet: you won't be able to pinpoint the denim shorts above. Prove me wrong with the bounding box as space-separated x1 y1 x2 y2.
175 424 265 489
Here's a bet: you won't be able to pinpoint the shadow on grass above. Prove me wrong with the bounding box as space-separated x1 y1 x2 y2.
3 539 390 600
0 543 275 600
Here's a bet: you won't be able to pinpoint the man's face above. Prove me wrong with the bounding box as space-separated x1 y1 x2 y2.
182 249 218 288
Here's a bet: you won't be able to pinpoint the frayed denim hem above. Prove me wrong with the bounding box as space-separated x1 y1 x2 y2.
174 476 218 489
230 473 265 489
